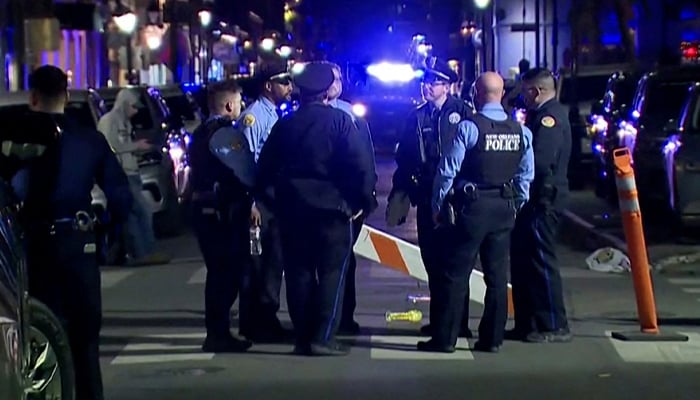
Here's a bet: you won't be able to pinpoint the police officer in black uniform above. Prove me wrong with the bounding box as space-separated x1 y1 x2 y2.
388 58 473 337
423 72 534 353
1 65 133 400
188 80 254 352
508 67 573 343
256 62 377 356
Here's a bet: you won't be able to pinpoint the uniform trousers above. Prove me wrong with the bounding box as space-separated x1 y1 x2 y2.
431 192 516 347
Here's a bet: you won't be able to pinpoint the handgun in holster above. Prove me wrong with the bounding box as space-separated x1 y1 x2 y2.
441 189 457 226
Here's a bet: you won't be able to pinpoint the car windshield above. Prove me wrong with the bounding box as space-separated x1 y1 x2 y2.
608 78 637 110
65 101 97 129
103 91 155 130
163 94 196 121
643 81 693 124
559 74 610 104
692 97 700 131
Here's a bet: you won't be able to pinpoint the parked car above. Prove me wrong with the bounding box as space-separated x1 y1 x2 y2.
157 84 203 133
590 69 643 200
623 66 700 211
0 181 75 399
97 86 183 236
660 82 700 227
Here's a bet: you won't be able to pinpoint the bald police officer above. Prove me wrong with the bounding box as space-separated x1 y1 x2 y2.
424 72 534 353
388 58 473 337
256 62 377 356
238 62 293 342
189 80 253 353
508 68 573 343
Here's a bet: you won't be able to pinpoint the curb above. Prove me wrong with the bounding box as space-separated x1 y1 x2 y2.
560 209 628 253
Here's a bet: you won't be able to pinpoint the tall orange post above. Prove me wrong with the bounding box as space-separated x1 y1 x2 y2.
610 148 687 342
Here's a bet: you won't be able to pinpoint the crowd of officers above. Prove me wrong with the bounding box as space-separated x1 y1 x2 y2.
0 57 573 398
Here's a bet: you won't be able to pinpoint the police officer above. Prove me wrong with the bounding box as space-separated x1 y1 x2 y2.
256 62 377 356
423 72 534 353
388 58 473 337
327 61 378 334
2 65 133 400
239 62 293 342
508 68 573 343
188 80 254 353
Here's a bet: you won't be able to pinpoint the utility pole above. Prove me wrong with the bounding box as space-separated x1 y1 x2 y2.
552 0 558 71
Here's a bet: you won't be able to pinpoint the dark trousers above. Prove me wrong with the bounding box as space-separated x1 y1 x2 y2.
27 227 103 400
431 194 515 347
416 202 470 330
240 205 285 334
341 216 364 325
191 204 248 339
510 202 569 333
279 210 353 346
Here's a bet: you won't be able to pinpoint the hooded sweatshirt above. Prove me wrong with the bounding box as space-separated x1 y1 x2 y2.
98 89 141 176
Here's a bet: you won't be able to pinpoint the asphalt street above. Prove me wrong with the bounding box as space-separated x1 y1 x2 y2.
97 157 700 400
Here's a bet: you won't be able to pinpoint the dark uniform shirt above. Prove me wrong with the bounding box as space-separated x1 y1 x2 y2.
256 102 377 216
1 112 132 223
393 95 474 202
525 98 572 203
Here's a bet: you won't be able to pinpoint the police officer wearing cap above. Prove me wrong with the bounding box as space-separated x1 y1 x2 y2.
388 58 473 338
423 72 534 353
188 80 254 353
326 61 378 335
508 68 573 343
256 62 377 356
238 62 293 342
2 65 132 400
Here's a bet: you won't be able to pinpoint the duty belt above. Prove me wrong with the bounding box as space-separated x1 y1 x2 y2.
50 210 95 234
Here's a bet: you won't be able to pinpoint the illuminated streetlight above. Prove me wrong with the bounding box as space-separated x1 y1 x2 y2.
277 45 292 58
260 38 275 51
146 35 162 50
474 0 491 9
198 10 212 27
114 12 137 34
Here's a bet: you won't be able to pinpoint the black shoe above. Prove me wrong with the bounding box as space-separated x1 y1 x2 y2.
292 343 311 356
504 329 529 341
416 340 455 353
338 321 361 335
309 342 350 356
473 341 500 353
420 324 471 338
525 329 573 343
202 335 252 353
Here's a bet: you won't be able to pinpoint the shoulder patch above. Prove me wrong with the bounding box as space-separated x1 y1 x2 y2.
243 114 255 127
448 112 461 124
541 116 556 128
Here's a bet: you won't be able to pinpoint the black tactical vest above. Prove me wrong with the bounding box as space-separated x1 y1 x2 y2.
458 114 524 187
188 117 246 201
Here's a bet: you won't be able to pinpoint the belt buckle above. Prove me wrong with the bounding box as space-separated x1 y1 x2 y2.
74 211 94 232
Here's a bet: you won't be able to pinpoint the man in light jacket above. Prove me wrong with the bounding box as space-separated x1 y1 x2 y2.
98 88 169 265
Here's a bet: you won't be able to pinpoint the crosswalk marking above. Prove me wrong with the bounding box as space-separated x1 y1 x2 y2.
101 270 136 289
187 267 207 284
668 278 700 285
608 331 700 364
110 332 213 365
682 287 700 294
370 336 473 360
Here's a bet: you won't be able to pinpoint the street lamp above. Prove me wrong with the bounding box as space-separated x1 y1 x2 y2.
474 0 491 9
114 4 138 85
277 45 292 58
260 38 275 52
198 10 212 27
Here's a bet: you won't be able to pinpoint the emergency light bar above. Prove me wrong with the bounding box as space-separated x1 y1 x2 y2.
366 62 422 83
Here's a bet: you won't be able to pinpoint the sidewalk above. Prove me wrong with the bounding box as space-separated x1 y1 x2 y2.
561 191 700 273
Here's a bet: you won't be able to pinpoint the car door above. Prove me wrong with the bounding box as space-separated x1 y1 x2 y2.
672 86 700 216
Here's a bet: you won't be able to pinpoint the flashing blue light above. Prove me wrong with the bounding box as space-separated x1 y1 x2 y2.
680 8 698 21
681 31 700 41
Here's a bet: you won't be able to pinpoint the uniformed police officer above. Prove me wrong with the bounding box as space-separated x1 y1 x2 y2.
238 62 293 342
256 62 377 356
508 68 573 343
423 72 534 353
327 61 378 335
2 65 133 400
388 58 473 337
188 80 254 353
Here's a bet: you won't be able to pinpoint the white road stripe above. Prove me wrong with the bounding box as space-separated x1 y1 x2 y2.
370 335 473 360
668 278 700 285
608 331 700 364
682 288 700 294
101 270 136 289
110 332 212 365
187 267 207 284
560 269 623 279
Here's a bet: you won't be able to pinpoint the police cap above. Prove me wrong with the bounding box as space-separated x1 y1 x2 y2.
258 62 291 85
291 62 335 96
423 58 459 84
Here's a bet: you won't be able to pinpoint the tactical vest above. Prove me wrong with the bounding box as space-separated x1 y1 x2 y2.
188 117 247 202
458 114 524 187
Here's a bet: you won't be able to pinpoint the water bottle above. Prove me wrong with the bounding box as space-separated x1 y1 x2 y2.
249 225 262 256
385 309 423 323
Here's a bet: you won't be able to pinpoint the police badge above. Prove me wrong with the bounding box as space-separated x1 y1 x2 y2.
448 112 461 124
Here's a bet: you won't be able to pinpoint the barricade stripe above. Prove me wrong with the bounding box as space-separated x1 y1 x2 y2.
615 175 636 192
368 231 410 274
619 198 640 213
